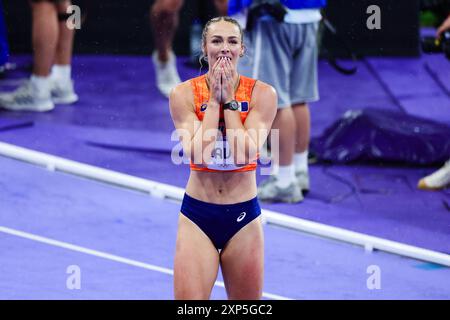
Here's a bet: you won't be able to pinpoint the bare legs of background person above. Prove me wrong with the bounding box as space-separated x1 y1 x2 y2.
258 103 310 203
150 0 183 97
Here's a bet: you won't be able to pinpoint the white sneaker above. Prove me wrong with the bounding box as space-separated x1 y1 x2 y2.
257 176 304 203
296 170 310 192
50 79 78 104
0 80 54 112
418 160 450 190
152 51 181 98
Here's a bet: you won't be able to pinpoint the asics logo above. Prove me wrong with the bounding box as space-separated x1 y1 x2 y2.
237 212 246 222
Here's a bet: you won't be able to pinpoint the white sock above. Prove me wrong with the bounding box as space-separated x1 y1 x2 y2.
51 65 71 82
30 74 51 95
153 51 175 67
275 164 295 188
294 150 309 173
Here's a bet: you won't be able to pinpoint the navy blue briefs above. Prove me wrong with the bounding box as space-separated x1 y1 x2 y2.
180 193 261 250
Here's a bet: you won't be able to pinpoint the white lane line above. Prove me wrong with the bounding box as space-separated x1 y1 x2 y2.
1 141 449 267
0 226 292 300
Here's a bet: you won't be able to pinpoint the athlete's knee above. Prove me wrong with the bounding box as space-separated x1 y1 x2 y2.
228 286 263 300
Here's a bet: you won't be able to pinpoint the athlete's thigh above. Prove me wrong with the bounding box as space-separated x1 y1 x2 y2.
220 217 264 300
174 213 220 299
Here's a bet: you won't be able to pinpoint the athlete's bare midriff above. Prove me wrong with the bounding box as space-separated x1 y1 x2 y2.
185 170 257 204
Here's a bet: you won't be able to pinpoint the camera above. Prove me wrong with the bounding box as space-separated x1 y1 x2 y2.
245 0 287 32
421 29 450 59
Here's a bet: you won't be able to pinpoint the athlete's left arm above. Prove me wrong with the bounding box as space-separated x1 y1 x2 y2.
224 81 277 165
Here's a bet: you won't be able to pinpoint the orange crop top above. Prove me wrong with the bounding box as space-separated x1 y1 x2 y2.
189 74 258 172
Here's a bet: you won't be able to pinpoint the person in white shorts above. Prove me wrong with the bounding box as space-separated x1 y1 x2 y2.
236 0 326 203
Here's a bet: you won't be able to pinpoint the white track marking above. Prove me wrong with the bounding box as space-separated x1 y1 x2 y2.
0 226 292 300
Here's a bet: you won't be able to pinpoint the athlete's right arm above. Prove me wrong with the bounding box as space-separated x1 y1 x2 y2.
169 82 220 166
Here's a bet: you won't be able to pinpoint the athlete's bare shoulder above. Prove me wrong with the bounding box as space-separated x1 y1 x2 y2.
253 80 276 97
250 80 277 108
170 79 195 113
